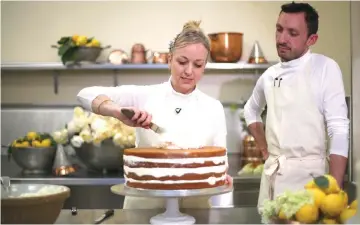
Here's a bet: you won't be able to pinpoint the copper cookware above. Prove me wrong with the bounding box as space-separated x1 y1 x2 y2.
208 32 243 63
241 134 264 165
152 52 169 64
131 43 152 64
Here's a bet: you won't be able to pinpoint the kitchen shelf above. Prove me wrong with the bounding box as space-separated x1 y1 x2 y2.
1 61 276 94
1 61 275 71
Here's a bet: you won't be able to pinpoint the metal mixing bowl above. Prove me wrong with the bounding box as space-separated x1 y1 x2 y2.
1 183 70 224
73 139 133 173
10 146 57 174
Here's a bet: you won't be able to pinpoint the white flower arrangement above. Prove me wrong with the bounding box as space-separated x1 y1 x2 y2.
52 106 136 148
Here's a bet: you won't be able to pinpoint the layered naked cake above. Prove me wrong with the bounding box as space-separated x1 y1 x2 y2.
123 146 228 190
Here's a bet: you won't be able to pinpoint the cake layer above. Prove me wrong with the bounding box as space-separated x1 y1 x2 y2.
126 172 224 181
124 146 226 158
123 155 227 168
125 176 226 190
124 164 227 178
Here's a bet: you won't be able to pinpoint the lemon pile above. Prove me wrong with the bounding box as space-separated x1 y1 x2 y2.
11 132 56 148
71 35 100 47
278 174 357 224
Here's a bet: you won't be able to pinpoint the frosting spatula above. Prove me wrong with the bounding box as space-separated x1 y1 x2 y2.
120 108 165 134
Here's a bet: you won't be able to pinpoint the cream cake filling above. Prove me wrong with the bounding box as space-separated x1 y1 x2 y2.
124 164 227 177
123 155 227 165
125 174 226 185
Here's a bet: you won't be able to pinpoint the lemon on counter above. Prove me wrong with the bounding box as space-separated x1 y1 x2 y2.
339 208 357 224
350 200 358 210
322 217 339 224
310 174 340 194
304 179 316 189
323 175 341 194
278 208 290 220
295 203 319 224
320 192 347 217
306 188 326 207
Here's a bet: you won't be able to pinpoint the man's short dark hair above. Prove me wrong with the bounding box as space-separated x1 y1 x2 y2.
280 2 319 37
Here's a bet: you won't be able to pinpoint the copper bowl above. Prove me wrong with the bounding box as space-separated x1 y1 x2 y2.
208 32 243 63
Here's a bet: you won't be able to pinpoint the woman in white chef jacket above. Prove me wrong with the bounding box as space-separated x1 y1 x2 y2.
77 20 233 209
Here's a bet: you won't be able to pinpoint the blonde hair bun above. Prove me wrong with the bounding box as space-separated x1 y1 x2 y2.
183 20 202 31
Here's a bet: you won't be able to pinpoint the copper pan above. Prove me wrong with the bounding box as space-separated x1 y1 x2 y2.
208 32 243 63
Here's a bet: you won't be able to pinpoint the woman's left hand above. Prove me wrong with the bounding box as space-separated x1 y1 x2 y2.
225 174 233 186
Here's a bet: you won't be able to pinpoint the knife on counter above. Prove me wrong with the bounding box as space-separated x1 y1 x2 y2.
94 209 114 224
120 108 165 134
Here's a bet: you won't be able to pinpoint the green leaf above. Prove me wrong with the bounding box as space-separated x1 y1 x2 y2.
58 43 71 56
314 176 329 189
61 46 78 65
57 37 71 45
87 37 94 43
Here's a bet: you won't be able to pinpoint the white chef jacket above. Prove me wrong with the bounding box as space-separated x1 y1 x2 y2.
244 50 349 157
77 77 227 149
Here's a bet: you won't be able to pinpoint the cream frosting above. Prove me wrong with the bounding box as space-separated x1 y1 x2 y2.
124 164 227 178
125 174 226 185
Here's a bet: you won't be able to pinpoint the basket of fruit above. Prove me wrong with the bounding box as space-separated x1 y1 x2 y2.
261 174 357 224
51 34 111 65
8 132 57 174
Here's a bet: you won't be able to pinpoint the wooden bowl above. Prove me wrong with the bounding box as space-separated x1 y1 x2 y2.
1 184 70 224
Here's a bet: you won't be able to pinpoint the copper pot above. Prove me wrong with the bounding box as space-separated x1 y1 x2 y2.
152 52 169 64
241 134 264 165
131 43 152 64
208 32 243 63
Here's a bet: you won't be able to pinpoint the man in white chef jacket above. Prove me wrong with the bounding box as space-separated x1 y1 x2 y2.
244 2 349 212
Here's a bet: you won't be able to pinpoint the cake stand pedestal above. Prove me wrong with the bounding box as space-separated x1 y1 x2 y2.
111 184 233 225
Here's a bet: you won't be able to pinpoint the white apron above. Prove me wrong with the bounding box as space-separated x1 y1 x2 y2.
123 87 215 209
257 60 327 213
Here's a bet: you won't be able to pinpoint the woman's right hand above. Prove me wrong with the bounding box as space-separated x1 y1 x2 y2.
113 106 153 129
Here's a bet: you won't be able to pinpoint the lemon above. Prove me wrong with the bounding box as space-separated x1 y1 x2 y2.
304 179 316 189
339 208 357 224
307 188 326 207
320 193 347 217
72 35 79 42
40 139 52 147
76 35 87 46
31 140 41 147
90 39 100 47
26 131 38 140
350 200 358 210
341 190 349 208
295 204 319 224
14 143 23 148
322 218 338 224
278 208 289 220
323 175 341 194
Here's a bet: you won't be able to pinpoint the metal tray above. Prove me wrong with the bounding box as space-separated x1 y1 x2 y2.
111 184 233 198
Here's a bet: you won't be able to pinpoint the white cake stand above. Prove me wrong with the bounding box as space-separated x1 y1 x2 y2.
111 184 233 225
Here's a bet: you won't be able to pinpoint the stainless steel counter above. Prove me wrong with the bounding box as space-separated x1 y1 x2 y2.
2 154 262 209
56 208 262 224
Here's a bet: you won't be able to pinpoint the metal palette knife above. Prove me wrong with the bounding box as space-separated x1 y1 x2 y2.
120 108 165 134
